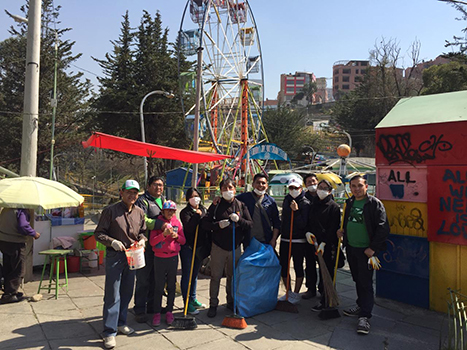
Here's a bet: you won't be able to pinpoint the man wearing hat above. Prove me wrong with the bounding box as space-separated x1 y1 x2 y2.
278 177 311 305
95 180 147 349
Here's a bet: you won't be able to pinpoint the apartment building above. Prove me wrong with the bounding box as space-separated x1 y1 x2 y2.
332 60 369 100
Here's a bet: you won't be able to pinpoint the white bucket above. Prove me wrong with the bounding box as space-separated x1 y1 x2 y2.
87 251 98 268
125 246 145 270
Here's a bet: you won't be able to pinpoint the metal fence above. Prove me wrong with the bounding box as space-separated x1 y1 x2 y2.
446 288 467 350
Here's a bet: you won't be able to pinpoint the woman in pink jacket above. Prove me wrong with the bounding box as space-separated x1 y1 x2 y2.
149 200 186 326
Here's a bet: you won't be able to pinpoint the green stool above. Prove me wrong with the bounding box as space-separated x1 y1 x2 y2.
37 249 73 299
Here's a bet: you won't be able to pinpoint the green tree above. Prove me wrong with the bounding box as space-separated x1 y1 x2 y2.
0 1 92 176
421 60 467 94
291 81 317 105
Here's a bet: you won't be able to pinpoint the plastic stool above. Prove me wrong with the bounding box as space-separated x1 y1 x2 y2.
37 249 73 299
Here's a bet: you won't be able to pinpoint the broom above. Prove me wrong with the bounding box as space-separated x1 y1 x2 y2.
171 226 199 330
222 220 247 329
276 210 299 313
333 202 346 286
306 233 340 319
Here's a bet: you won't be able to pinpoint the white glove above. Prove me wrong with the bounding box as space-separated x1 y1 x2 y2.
305 232 317 246
317 242 326 255
136 239 146 248
368 256 381 270
229 213 239 222
111 239 125 251
219 219 230 229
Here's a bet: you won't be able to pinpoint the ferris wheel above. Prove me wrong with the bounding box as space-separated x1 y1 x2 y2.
179 0 267 181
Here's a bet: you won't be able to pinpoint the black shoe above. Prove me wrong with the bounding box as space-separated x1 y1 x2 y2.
226 302 234 311
134 313 148 323
302 289 317 300
207 306 217 318
311 303 324 312
343 306 361 317
0 293 23 304
357 317 370 334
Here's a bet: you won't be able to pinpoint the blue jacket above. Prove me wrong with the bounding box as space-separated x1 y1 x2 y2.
237 192 281 243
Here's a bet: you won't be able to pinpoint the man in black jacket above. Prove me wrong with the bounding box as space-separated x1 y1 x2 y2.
133 176 166 322
201 178 253 318
337 175 389 335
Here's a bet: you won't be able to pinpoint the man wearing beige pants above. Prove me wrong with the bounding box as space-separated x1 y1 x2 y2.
201 178 253 318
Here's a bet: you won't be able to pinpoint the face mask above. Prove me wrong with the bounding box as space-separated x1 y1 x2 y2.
222 190 235 201
307 185 317 193
189 197 201 207
289 189 301 198
317 189 329 200
254 188 266 196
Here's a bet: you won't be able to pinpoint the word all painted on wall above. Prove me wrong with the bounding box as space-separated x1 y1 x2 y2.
377 166 427 203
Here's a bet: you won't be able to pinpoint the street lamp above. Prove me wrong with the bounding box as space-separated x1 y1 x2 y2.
139 90 175 184
6 9 60 180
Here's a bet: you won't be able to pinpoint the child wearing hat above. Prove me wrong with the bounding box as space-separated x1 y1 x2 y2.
149 200 186 327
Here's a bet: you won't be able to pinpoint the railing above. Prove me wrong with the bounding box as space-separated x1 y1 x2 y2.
446 288 467 350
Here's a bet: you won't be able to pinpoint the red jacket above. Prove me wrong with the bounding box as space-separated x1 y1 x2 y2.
149 215 186 258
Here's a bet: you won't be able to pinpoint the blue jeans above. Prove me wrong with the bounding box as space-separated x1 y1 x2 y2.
134 245 155 314
180 245 201 303
102 249 136 337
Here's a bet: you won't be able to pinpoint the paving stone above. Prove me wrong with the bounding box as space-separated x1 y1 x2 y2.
41 320 98 340
187 337 248 350
160 323 226 349
48 336 102 349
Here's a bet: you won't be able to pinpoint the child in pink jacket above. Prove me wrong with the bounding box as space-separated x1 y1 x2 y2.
149 200 186 326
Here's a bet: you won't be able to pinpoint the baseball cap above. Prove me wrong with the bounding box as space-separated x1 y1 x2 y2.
162 200 177 210
121 179 140 191
288 177 303 188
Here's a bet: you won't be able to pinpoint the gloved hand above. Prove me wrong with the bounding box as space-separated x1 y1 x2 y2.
111 239 125 251
368 256 381 270
229 213 239 222
305 232 317 246
136 239 146 248
219 219 230 229
317 242 326 255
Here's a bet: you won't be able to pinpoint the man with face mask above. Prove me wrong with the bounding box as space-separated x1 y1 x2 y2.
201 178 253 318
236 173 281 247
278 177 311 305
307 180 341 312
302 173 319 299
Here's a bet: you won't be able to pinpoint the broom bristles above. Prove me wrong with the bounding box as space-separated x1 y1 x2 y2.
317 253 339 307
222 315 247 329
171 316 198 330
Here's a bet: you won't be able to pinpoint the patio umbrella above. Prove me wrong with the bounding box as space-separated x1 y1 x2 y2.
0 177 84 211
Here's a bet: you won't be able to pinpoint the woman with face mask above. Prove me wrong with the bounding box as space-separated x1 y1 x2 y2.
306 180 341 313
278 177 312 305
179 187 208 316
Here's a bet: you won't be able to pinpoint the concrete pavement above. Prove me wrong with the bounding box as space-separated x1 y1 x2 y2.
0 263 446 350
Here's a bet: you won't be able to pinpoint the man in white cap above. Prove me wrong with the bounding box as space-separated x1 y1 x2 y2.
95 180 147 349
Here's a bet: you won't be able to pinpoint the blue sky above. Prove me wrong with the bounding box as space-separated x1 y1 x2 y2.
1 0 465 99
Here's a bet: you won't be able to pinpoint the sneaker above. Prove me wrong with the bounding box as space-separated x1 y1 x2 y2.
117 325 134 335
289 292 301 305
343 306 361 317
207 306 217 318
187 302 200 315
311 303 324 312
357 317 370 334
152 313 161 326
166 311 174 325
302 289 317 299
134 313 148 323
103 335 116 349
192 299 206 309
0 293 24 304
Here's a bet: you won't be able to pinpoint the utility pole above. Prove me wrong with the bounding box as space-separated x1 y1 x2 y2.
20 0 41 177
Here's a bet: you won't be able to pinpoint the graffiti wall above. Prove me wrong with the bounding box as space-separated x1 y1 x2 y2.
383 200 427 237
428 166 467 246
377 166 427 202
375 122 467 167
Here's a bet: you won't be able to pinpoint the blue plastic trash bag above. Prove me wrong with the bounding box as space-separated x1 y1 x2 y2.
235 237 281 317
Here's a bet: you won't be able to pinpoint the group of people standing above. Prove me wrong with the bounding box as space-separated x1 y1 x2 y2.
93 172 389 349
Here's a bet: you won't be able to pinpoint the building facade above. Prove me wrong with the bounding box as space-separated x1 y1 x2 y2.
332 60 369 100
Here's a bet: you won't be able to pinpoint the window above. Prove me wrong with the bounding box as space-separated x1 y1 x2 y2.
343 76 350 82
361 61 368 66
355 69 359 74
355 76 363 82
333 69 339 75
361 69 367 74
334 85 340 90
286 79 295 86
343 68 351 74
342 84 350 90
334 76 339 83
286 87 295 93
